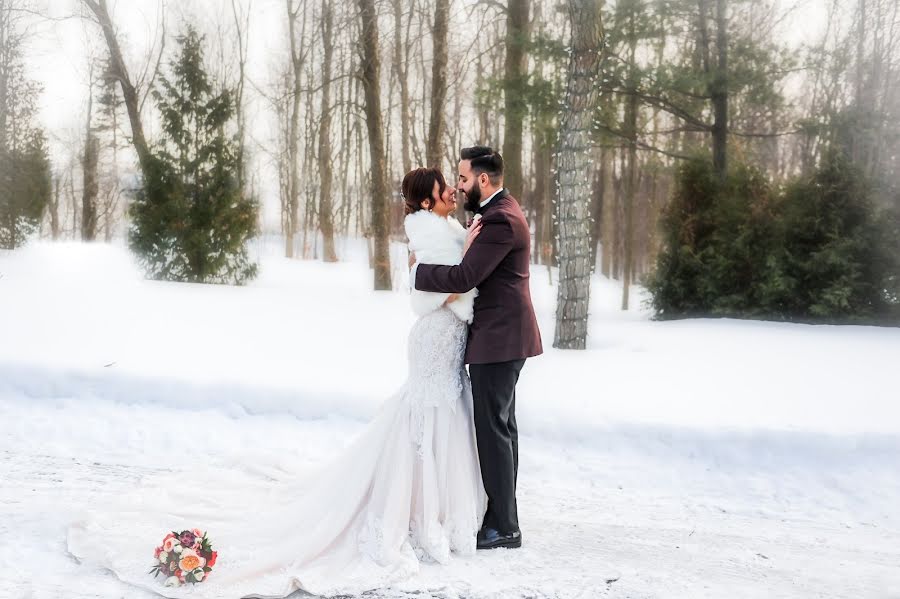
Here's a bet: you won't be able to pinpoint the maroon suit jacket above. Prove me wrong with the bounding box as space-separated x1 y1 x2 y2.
414 189 543 364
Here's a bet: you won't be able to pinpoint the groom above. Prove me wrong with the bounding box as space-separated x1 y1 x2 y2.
411 146 543 549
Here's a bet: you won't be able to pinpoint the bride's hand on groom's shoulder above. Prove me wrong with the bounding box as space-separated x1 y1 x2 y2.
463 220 482 256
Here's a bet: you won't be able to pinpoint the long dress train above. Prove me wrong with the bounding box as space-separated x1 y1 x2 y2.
67 213 486 598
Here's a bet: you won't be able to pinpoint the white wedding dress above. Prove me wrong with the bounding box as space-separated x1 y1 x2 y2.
67 211 487 598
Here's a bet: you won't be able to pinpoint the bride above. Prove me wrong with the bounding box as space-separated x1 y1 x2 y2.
67 167 488 598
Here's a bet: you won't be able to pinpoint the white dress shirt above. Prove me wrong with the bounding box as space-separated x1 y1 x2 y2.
479 188 504 209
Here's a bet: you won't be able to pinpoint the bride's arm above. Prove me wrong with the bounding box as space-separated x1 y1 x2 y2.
414 216 512 294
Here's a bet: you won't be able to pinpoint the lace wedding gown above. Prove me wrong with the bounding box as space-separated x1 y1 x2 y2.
67 212 487 598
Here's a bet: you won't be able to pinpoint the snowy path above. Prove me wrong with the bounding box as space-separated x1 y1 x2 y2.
3 396 899 599
2 242 900 598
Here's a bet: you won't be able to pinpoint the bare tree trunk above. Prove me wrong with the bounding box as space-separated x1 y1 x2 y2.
600 147 613 277
554 0 603 350
589 148 604 272
231 0 251 192
81 137 99 241
448 75 464 202
613 156 624 279
82 0 152 172
286 0 308 258
476 53 489 143
414 17 429 169
426 0 449 168
391 0 412 175
317 0 338 262
503 0 530 197
622 102 637 309
355 84 365 239
68 166 78 239
358 0 392 290
339 43 353 236
856 0 867 108
50 175 61 240
81 61 99 241
302 60 317 259
713 0 728 179
108 81 122 241
0 1 10 154
622 4 638 310
852 0 869 169
492 22 503 148
699 0 728 180
532 127 547 264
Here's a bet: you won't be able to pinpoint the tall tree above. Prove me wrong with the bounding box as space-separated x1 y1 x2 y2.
554 0 604 350
690 0 730 180
711 0 728 179
285 0 310 258
95 56 126 241
49 174 61 240
318 0 337 262
391 0 412 175
503 0 530 197
81 61 99 241
426 0 449 168
82 0 160 173
0 0 51 249
358 0 392 290
621 0 639 309
129 26 258 284
230 0 251 193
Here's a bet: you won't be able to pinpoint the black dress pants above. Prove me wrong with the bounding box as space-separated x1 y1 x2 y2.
468 358 526 533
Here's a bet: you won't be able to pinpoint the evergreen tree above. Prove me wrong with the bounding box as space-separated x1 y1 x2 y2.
0 4 50 250
648 153 899 323
779 152 893 321
0 133 51 249
648 157 787 319
129 25 258 284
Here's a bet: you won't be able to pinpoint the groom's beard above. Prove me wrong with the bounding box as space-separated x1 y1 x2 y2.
463 184 482 213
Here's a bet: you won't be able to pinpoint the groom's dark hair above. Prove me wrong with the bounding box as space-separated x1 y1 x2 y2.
460 146 503 185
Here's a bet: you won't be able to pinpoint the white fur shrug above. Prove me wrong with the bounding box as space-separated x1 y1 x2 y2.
405 210 476 324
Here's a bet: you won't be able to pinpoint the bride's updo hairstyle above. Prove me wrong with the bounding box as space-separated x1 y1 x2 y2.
402 167 447 215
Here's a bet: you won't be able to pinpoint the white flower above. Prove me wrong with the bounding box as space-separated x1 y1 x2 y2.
159 552 168 564
164 576 180 587
193 569 205 582
173 544 183 554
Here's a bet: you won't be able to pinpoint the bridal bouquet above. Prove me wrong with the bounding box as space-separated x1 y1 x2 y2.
150 529 217 586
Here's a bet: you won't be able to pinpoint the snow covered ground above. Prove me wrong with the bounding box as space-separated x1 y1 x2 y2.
2 238 899 599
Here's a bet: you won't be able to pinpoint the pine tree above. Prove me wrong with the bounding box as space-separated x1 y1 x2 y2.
129 25 258 284
648 153 899 323
0 2 50 249
0 133 51 249
779 152 891 321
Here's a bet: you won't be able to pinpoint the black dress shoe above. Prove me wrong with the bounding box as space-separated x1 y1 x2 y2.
477 527 522 550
